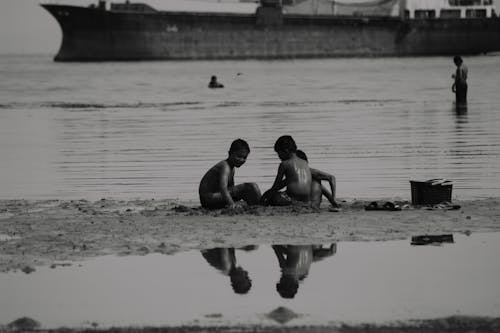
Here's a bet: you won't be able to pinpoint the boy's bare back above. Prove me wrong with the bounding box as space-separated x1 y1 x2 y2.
280 156 312 199
199 160 235 207
199 160 234 194
262 136 313 205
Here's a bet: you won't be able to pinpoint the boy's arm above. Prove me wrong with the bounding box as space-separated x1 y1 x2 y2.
261 163 287 202
264 163 287 196
219 163 235 207
321 184 337 207
310 167 332 181
272 245 287 267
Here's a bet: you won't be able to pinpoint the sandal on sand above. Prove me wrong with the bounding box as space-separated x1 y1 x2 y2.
365 201 401 211
364 202 380 210
329 206 341 212
382 201 401 211
425 203 461 211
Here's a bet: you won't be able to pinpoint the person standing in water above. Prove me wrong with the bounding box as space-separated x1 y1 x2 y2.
452 56 468 107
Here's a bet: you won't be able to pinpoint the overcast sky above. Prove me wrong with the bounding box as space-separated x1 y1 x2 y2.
1 0 499 55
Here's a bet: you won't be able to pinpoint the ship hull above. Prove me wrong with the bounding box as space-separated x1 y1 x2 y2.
42 4 500 61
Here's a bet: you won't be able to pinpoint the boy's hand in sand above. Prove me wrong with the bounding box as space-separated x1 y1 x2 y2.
228 201 246 212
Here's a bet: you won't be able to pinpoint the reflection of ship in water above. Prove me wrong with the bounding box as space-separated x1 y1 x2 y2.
41 0 500 61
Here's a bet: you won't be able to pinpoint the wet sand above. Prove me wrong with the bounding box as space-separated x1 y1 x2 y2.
1 198 500 332
1 197 499 273
2 316 500 332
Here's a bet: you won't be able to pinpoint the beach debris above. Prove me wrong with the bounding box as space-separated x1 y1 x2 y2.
427 178 453 186
266 306 299 324
21 265 35 274
7 317 40 331
411 234 454 246
204 313 223 318
172 205 190 213
137 246 150 255
424 202 461 210
365 201 401 211
50 262 72 269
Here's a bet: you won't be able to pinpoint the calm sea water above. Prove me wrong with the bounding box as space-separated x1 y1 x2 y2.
0 54 499 201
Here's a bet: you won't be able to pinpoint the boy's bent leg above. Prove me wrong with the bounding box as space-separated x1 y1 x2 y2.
321 185 339 207
200 193 227 210
231 183 262 205
311 181 322 210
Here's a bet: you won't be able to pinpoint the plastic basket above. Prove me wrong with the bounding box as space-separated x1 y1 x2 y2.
410 181 452 205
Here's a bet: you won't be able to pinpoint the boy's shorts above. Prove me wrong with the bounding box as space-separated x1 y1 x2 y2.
272 191 293 206
266 191 310 206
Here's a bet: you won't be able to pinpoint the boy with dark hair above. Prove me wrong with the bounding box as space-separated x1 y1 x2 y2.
199 139 261 209
261 135 319 206
296 150 339 210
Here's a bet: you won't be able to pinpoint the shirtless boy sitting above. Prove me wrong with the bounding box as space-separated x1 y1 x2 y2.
296 149 339 210
199 139 261 209
261 135 320 206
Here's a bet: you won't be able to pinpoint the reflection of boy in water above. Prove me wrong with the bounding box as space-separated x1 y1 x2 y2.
201 248 252 294
273 244 337 298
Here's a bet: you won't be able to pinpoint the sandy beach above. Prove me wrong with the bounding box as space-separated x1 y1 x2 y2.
1 197 500 332
1 197 499 273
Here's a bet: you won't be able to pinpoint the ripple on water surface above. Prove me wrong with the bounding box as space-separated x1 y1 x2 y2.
0 56 499 200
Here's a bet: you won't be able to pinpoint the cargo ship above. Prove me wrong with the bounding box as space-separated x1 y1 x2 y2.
41 0 500 61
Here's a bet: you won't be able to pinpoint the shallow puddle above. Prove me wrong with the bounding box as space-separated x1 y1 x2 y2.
1 233 500 329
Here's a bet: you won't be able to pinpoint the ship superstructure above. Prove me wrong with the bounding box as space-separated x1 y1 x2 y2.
41 0 500 61
282 0 497 17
